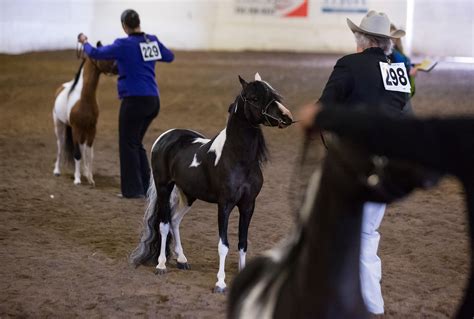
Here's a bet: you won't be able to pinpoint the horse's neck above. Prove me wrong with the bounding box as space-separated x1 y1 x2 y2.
292 166 366 315
225 108 265 162
79 60 101 105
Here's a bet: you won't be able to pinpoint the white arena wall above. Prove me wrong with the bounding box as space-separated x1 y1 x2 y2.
1 0 473 58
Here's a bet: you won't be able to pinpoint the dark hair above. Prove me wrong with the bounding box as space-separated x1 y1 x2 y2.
121 9 140 29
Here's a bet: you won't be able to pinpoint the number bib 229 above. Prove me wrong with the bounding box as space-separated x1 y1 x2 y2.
379 62 411 93
139 41 162 61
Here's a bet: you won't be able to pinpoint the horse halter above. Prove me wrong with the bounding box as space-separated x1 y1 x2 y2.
239 93 290 128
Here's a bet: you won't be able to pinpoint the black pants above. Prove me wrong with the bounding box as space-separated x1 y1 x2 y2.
119 96 159 197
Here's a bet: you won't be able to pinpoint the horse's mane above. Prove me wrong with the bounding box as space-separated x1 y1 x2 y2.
68 59 86 96
229 94 269 167
255 80 283 166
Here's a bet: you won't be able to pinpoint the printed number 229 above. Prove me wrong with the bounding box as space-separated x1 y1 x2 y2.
142 46 159 58
140 41 161 61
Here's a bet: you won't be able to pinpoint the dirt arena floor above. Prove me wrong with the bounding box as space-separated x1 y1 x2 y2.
0 50 473 318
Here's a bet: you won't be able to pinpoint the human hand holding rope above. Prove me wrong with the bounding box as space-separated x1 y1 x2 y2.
298 102 323 139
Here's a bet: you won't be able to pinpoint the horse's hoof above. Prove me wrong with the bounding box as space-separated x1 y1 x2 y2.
154 268 167 275
74 181 81 185
53 172 60 177
177 262 190 270
213 286 227 294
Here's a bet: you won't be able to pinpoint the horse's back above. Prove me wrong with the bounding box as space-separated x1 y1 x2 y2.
151 129 209 185
151 129 208 154
53 73 83 125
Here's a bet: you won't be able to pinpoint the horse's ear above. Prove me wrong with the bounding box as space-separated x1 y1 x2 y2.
96 41 103 47
255 72 262 81
238 75 248 89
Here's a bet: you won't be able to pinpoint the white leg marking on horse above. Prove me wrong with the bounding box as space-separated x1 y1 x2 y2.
276 101 293 120
192 138 210 145
238 249 246 271
169 186 191 264
208 128 227 166
73 159 81 185
157 222 170 271
84 145 95 186
189 154 201 168
172 206 191 264
299 168 322 223
216 239 229 289
53 114 66 176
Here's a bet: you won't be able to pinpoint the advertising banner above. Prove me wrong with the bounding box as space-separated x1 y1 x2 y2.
234 0 309 18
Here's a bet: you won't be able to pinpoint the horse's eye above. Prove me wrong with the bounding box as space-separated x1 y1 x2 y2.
252 97 259 102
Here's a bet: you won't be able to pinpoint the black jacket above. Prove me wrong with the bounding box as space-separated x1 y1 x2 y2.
318 47 410 117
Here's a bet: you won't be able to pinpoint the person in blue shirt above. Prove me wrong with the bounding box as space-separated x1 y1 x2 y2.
78 9 174 198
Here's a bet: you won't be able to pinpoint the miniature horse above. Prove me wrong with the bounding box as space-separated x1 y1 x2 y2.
52 42 117 185
229 133 439 318
130 73 294 293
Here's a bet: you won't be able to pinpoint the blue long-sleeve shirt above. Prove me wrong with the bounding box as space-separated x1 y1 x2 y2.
83 32 174 98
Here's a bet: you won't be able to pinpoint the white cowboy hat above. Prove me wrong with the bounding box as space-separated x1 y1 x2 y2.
347 10 405 39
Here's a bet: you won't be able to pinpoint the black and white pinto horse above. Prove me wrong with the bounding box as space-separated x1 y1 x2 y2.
229 132 439 318
130 73 294 293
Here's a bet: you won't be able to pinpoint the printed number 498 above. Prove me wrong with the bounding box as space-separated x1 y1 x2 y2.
385 67 408 86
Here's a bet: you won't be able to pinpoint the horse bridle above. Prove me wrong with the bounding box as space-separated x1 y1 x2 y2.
239 93 294 127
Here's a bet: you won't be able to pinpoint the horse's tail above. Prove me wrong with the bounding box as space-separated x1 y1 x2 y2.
64 125 75 166
130 173 172 267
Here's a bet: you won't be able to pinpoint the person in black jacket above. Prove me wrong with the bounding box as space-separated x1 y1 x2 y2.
299 10 410 315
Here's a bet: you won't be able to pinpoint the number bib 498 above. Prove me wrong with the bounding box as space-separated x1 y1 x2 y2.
139 41 162 61
379 62 411 93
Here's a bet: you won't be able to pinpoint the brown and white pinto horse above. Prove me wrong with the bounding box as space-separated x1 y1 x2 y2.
52 42 117 185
